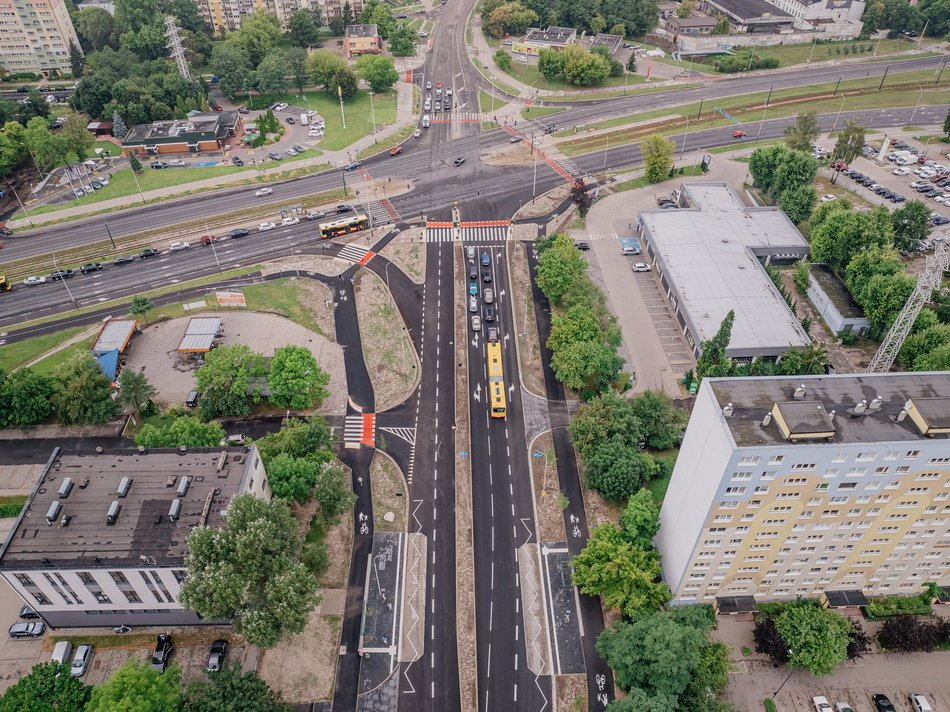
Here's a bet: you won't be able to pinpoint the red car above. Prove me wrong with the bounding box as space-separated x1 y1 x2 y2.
830 161 848 171
733 130 746 139
200 235 217 245
213 105 223 111
389 146 403 156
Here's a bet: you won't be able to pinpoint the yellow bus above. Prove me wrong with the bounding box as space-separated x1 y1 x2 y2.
486 341 506 419
318 214 369 239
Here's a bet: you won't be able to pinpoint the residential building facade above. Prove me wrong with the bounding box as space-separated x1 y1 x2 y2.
0 446 271 627
0 0 82 76
196 0 326 34
658 373 950 606
344 23 380 59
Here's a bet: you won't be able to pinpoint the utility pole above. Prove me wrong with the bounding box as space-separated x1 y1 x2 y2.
104 220 116 249
368 91 377 143
878 65 890 91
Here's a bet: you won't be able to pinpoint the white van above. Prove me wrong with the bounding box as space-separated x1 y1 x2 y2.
910 694 934 712
422 114 430 128
897 153 920 166
300 114 309 125
51 640 73 666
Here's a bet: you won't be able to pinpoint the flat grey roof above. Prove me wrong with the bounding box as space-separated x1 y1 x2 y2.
706 373 950 447
0 449 253 569
177 316 222 353
524 26 576 44
775 400 836 436
92 318 137 355
346 24 378 37
639 182 809 355
705 0 792 21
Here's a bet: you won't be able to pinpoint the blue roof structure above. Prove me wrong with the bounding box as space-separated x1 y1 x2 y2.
95 349 119 381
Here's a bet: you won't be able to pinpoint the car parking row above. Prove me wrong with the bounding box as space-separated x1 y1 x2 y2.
837 168 908 205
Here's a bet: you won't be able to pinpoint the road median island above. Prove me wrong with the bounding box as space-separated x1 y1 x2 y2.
506 237 546 398
398 532 427 664
529 432 567 544
378 227 427 284
516 543 553 676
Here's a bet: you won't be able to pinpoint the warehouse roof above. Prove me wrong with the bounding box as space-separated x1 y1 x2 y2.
91 318 138 356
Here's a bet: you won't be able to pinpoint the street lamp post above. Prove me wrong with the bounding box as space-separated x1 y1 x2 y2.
9 184 34 228
680 115 689 160
831 95 847 134
906 86 924 129
129 157 146 204
368 91 377 144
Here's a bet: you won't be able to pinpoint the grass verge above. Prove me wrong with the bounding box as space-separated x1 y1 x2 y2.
478 89 508 115
470 57 522 97
501 60 646 92
521 106 566 120
0 326 85 372
357 124 417 160
31 337 96 376
613 165 703 192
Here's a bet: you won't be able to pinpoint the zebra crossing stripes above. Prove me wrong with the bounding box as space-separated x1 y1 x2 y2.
380 198 400 222
364 200 394 227
343 413 376 448
556 156 580 177
356 167 373 183
430 112 483 124
379 427 416 445
424 226 510 243
338 243 371 263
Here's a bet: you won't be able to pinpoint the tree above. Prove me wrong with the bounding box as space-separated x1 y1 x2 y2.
253 50 289 97
267 454 322 503
773 602 851 675
136 415 225 448
812 206 893 274
609 23 626 35
114 0 159 33
388 23 417 57
696 310 735 380
328 66 359 100
748 144 790 193
342 0 354 24
878 615 943 653
117 369 156 412
179 493 320 648
129 154 142 172
585 440 657 501
311 463 355 527
626 53 637 73
24 116 67 172
778 184 817 224
285 47 308 95
713 13 730 33
306 49 348 88
572 524 670 615
891 200 931 250
901 323 950 369
494 48 512 71
680 642 733 712
268 346 328 411
60 111 95 161
550 338 623 394
571 178 594 217
860 272 916 336
485 2 539 38
919 0 950 36
770 149 818 196
231 10 282 67
211 43 252 101
597 613 705 696
608 689 678 712
831 118 865 164
535 234 589 305
254 417 334 465
356 54 399 92
288 9 323 48
630 390 686 450
367 3 396 38
753 615 790 663
784 111 820 152
195 344 262 419
77 6 118 51
569 390 641 459
86 660 181 712
120 24 171 61
69 41 85 78
619 489 660 549
0 662 90 712
563 48 611 86
885 0 924 37
945 107 950 141
537 47 565 80
130 294 155 324
52 353 119 425
328 13 346 36
0 369 53 427
641 133 674 183
182 663 290 712
19 88 50 123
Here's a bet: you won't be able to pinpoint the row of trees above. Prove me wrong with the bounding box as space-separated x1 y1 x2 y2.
480 0 659 38
535 234 624 395
537 45 623 86
1 658 290 711
0 108 96 179
748 141 819 224
860 0 950 39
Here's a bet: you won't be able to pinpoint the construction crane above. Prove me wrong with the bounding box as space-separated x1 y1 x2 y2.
866 237 949 373
165 16 192 82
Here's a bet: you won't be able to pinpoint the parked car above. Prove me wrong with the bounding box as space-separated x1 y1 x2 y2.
281 216 300 226
207 639 229 672
229 228 249 238
167 159 186 167
872 694 896 712
284 148 298 156
70 644 93 677
139 248 160 258
151 634 173 673
168 241 190 252
632 262 652 272
9 622 45 638
113 255 135 266
267 152 283 161
292 144 306 153
893 166 911 175
255 187 273 197
286 117 295 124
813 697 833 712
23 276 47 286
258 222 276 232
186 389 199 408
232 156 244 166
835 704 855 712
819 194 836 203
453 157 466 166
18 606 39 619
306 211 326 221
909 694 934 712
50 269 74 280
150 161 169 170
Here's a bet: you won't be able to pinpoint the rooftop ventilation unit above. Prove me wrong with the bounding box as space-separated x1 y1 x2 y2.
107 500 121 525
176 476 190 497
117 477 132 498
168 499 182 522
57 478 73 498
46 501 61 525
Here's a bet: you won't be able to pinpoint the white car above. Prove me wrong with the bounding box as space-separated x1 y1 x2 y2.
813 697 832 712
258 222 276 232
309 130 324 138
274 102 288 111
284 148 298 156
632 262 651 272
835 704 855 712
819 194 836 203
254 187 273 197
281 216 300 226
169 241 190 252
414 128 422 138
311 121 326 130
167 159 186 167
97 176 109 186
893 167 911 175
23 276 47 286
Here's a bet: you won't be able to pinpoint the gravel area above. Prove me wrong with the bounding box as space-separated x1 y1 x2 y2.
513 184 573 220
125 312 346 416
258 609 342 703
378 227 426 284
370 451 407 533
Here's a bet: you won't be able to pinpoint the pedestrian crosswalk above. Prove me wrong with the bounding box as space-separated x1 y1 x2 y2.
430 112 483 124
343 413 376 448
338 243 375 264
364 200 395 227
556 156 580 177
425 222 512 243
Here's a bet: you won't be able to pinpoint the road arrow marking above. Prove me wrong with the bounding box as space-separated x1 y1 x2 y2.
504 333 510 343
474 383 481 402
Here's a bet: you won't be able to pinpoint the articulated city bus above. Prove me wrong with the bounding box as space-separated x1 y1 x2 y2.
486 341 506 419
318 214 369 239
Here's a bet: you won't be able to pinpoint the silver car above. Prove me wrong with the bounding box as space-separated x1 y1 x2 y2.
70 644 92 677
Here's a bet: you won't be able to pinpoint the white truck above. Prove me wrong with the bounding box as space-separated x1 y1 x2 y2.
300 113 309 125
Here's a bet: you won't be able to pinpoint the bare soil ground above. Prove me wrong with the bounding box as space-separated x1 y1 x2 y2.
370 450 407 533
454 242 478 712
353 269 420 412
481 142 537 167
293 279 337 343
530 432 567 543
507 241 546 397
319 514 354 591
513 183 573 220
258 611 342 703
556 673 589 712
379 227 427 284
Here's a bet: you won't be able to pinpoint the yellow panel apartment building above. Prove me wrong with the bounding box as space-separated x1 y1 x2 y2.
0 0 81 75
658 373 950 605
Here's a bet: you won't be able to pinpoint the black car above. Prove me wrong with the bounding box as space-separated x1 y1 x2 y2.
483 304 496 322
139 248 160 258
467 264 477 280
50 269 74 281
150 161 169 170
917 184 934 192
229 228 249 238
453 157 466 166
336 204 353 213
872 694 895 712
286 117 295 124
9 622 45 638
113 255 135 266
0 226 12 236
926 189 942 197
292 144 305 153
18 606 39 620
151 634 173 673
231 156 244 166
207 639 228 672
933 216 950 225
344 162 360 171
482 271 492 282
80 262 102 274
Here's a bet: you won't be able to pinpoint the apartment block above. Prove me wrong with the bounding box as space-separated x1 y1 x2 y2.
0 446 271 627
197 0 325 34
0 0 82 76
658 373 950 606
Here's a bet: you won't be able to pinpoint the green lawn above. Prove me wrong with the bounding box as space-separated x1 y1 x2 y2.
647 449 680 505
249 90 398 151
357 124 416 159
521 106 566 120
0 326 85 372
478 89 508 115
31 338 95 376
471 58 522 97
502 59 645 92
709 38 914 70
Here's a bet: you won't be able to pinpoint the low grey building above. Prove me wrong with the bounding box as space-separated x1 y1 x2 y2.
637 182 810 360
0 447 271 628
806 263 870 336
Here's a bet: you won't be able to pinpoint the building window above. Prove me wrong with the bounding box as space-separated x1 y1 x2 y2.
847 468 867 478
123 589 142 604
839 482 857 490
856 452 877 462
824 469 838 478
725 487 746 495
791 465 815 472
832 453 848 463
30 591 51 606
731 472 752 481
738 456 760 466
906 450 920 459
928 457 949 464
14 573 35 587
768 456 784 465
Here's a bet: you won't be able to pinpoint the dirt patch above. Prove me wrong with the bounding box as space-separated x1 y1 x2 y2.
370 450 407 533
258 610 342 703
507 241 546 397
481 142 536 167
319 514 354 591
530 431 567 543
513 183 573 220
454 242 478 712
293 280 337 343
353 269 420 412
379 227 427 284
556 674 588 712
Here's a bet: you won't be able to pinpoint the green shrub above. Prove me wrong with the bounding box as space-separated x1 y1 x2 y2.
863 595 933 620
